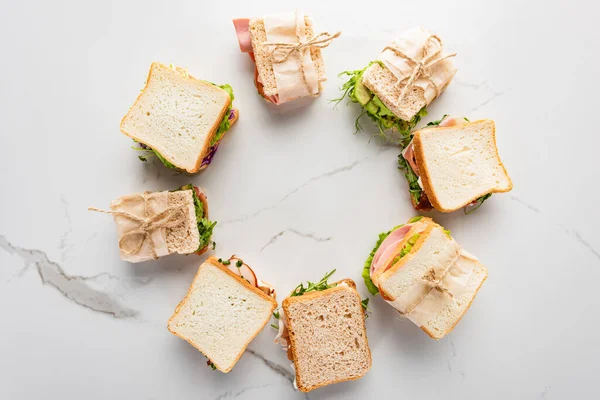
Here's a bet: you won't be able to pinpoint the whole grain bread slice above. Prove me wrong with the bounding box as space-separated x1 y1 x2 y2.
165 189 200 255
168 257 277 372
249 16 325 97
120 62 231 173
282 281 372 392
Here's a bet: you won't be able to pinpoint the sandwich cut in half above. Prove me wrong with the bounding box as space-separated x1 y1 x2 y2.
335 27 456 142
233 11 339 105
168 256 277 373
399 116 513 212
364 217 488 339
121 62 239 173
273 270 372 392
88 184 215 263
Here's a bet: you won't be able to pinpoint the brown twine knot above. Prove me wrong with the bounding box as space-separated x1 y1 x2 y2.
421 268 454 299
88 193 187 259
382 34 456 107
265 31 341 63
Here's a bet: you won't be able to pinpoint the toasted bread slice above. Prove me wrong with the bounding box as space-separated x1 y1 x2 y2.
249 15 325 97
168 258 277 372
121 62 231 173
282 281 371 392
413 119 513 212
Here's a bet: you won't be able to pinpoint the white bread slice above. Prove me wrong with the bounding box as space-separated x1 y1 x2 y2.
165 190 200 255
249 16 325 97
120 62 231 173
361 62 427 121
282 281 372 392
420 258 487 339
168 257 277 372
413 119 513 212
378 224 459 304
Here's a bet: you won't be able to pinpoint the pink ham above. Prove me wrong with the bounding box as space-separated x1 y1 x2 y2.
234 19 281 105
233 18 252 53
370 225 412 275
438 116 467 128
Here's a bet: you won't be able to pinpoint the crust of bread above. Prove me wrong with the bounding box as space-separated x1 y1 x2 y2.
249 16 325 98
371 218 433 285
377 223 440 298
120 62 231 174
421 264 488 339
195 108 239 172
282 282 372 392
413 119 513 212
167 257 277 372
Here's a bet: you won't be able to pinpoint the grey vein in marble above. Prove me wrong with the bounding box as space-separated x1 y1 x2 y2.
539 385 551 399
245 349 295 383
261 229 332 252
510 196 540 213
0 235 150 318
221 157 369 226
572 231 600 261
214 384 274 400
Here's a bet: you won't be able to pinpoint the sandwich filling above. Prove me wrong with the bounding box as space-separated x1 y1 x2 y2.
398 115 493 212
364 216 450 295
217 255 276 298
172 184 216 253
334 61 427 142
135 84 237 171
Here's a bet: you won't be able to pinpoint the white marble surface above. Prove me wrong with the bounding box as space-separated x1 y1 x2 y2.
1 0 599 399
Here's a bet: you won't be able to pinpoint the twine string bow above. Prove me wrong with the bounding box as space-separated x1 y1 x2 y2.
88 193 187 259
421 268 454 299
265 31 341 63
382 34 456 107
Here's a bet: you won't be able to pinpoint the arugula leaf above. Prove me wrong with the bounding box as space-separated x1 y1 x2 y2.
397 153 422 204
427 114 449 126
465 193 493 215
173 184 216 252
333 62 427 144
361 298 370 312
270 323 278 330
290 270 337 297
273 310 280 319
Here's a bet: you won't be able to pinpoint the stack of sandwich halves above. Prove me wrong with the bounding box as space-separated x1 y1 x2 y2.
87 10 513 395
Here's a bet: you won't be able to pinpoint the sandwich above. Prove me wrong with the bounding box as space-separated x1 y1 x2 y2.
121 62 238 173
168 256 277 372
88 184 215 263
335 27 456 141
273 270 371 392
233 11 339 105
363 216 488 339
399 116 513 212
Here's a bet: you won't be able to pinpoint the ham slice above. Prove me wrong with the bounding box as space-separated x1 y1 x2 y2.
233 18 280 105
225 256 276 298
370 225 412 275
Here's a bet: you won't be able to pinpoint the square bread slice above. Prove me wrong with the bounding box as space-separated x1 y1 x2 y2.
282 281 372 392
120 62 231 173
249 15 325 97
413 119 513 212
168 258 277 372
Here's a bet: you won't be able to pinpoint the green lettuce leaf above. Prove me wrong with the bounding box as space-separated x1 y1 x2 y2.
210 84 235 146
465 193 493 215
397 153 422 204
173 184 216 252
363 224 404 296
333 62 427 145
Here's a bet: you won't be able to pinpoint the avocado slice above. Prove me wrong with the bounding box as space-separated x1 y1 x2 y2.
365 100 379 115
354 76 372 105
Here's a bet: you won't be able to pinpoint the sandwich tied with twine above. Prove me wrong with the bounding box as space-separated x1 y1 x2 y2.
262 11 340 96
382 34 456 107
89 192 187 259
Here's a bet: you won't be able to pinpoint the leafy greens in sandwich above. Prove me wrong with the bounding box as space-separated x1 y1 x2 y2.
172 184 216 253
